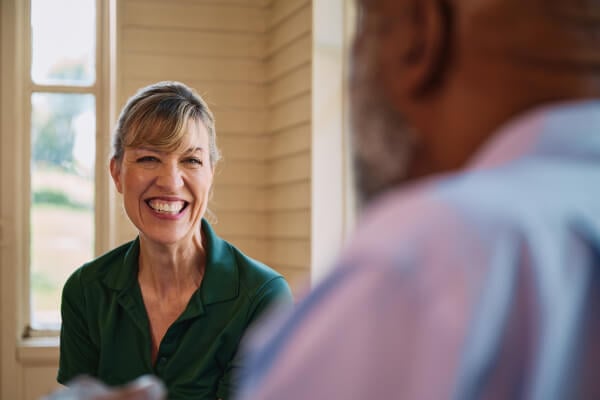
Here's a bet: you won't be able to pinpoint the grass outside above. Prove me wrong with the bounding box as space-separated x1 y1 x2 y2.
31 166 94 327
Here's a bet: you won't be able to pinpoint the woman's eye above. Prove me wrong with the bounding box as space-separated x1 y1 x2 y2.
184 158 203 166
136 156 159 163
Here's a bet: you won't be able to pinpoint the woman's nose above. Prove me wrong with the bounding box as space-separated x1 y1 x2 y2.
155 162 184 189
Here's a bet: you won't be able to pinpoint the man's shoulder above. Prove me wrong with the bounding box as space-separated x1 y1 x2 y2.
348 178 472 246
344 173 531 266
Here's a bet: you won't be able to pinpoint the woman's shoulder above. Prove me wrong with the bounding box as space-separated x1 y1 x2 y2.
64 239 137 289
225 241 280 279
224 241 290 293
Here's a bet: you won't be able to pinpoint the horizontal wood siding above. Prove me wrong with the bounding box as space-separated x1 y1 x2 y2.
122 1 266 33
265 0 312 295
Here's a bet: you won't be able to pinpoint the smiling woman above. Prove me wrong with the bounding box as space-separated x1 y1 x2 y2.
111 119 213 248
58 81 293 400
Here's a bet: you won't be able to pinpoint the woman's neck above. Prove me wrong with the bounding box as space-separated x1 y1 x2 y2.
137 232 207 299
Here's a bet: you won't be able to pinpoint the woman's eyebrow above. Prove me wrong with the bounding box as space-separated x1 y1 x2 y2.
183 147 204 154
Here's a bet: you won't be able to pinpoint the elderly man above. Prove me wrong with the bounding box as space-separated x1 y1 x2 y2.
237 0 600 399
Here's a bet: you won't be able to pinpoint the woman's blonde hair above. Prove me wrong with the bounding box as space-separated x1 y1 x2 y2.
112 81 221 168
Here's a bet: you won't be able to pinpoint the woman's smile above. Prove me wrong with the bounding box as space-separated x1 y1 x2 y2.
145 197 189 217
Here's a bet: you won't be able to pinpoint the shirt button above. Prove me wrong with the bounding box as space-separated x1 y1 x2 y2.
158 356 168 365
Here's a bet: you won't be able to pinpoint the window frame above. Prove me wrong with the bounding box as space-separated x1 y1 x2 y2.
20 0 114 337
1 0 115 394
311 0 357 283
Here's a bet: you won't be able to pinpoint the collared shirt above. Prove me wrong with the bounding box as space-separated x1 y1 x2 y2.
58 219 292 400
237 101 600 400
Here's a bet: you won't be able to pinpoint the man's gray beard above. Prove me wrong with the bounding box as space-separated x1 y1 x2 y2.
350 84 418 208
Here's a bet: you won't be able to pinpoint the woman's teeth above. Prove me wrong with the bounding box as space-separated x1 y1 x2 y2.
148 200 185 214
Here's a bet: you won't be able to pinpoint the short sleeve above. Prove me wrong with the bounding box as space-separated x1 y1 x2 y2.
216 277 293 399
57 268 99 384
247 276 294 324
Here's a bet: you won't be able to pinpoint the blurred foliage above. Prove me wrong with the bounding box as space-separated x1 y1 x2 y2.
32 188 91 210
31 64 89 171
31 270 57 293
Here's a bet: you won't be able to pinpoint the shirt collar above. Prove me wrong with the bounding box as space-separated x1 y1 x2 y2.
102 219 239 305
467 100 600 171
199 218 239 305
102 238 140 291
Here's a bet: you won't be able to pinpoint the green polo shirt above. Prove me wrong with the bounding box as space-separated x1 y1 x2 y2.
58 219 293 400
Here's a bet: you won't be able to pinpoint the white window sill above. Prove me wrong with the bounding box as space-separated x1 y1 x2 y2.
18 336 60 364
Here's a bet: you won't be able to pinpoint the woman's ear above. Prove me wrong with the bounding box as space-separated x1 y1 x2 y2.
381 0 450 100
109 157 123 194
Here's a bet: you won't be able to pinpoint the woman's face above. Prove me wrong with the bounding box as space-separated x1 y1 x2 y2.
110 118 214 247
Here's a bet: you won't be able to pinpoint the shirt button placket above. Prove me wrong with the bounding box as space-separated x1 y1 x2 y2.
155 326 179 375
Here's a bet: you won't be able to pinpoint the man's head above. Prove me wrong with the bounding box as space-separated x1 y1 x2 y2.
351 0 600 203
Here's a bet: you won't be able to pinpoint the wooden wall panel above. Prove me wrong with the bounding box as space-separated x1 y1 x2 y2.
210 211 266 238
270 124 311 159
218 136 269 162
211 109 267 135
226 237 267 262
266 35 311 82
266 181 310 210
268 210 310 239
266 5 311 56
268 0 309 29
199 85 266 110
267 152 311 185
267 64 311 106
267 238 310 268
214 161 266 186
121 54 265 83
210 185 265 213
264 0 312 287
122 1 266 33
122 28 265 59
257 0 275 7
269 94 310 133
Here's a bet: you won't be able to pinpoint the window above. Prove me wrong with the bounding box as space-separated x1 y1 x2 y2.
27 0 102 331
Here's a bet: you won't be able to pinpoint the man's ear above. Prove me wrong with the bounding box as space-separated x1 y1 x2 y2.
381 0 450 100
109 157 123 194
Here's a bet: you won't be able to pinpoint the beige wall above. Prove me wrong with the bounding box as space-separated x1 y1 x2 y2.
115 0 313 296
264 0 312 294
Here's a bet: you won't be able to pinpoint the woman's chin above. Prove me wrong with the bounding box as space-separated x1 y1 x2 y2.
139 229 194 248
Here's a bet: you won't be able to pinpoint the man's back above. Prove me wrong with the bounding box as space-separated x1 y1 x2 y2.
239 102 600 400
